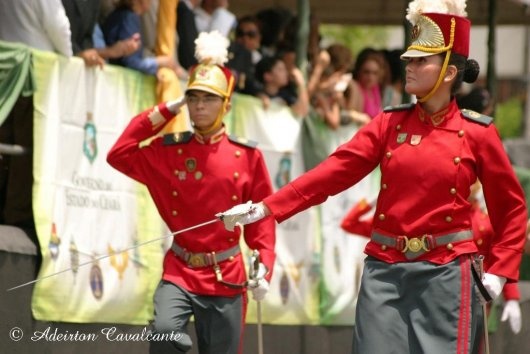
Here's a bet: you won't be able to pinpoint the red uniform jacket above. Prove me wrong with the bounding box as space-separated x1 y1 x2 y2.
107 103 276 296
264 100 527 282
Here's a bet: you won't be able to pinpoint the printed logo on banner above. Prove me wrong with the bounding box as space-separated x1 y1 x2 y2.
275 153 292 189
70 240 79 280
90 261 104 300
83 113 98 163
108 244 129 280
48 222 61 260
280 270 289 305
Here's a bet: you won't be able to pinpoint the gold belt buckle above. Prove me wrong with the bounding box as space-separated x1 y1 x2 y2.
402 235 429 253
188 254 206 267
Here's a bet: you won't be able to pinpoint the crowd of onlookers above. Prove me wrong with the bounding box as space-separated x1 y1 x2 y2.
0 0 409 128
0 1 517 130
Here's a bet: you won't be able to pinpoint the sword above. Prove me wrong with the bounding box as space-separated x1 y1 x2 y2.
6 218 219 292
249 250 264 354
478 256 490 354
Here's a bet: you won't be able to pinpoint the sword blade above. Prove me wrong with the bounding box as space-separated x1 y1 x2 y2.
6 218 219 291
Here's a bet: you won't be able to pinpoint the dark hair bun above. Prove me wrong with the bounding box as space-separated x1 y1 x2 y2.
463 59 480 83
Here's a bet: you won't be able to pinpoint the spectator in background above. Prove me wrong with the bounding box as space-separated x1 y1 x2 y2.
308 44 370 129
228 16 264 96
0 0 72 57
0 0 72 259
235 16 263 65
63 0 140 68
349 48 385 118
255 55 309 118
456 86 494 116
102 0 178 76
381 49 405 107
255 6 294 58
194 0 236 38
176 0 200 70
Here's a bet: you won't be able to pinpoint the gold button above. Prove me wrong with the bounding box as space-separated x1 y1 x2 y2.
450 188 456 195
477 239 483 245
229 256 234 261
385 151 392 158
172 191 178 197
381 245 387 251
479 226 485 232
229 238 234 242
396 124 401 131
378 214 385 221
232 195 238 201
178 148 183 154
235 150 241 157
382 183 387 189
453 157 461 164
446 243 454 250
233 172 240 179
174 169 179 175
458 130 464 137
172 210 178 216
445 216 453 222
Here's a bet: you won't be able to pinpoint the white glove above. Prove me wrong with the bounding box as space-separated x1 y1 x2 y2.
500 300 522 334
248 278 269 301
217 201 267 231
481 273 506 301
166 96 186 114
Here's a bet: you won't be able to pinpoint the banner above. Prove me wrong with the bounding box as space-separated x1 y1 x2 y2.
31 51 165 324
28 52 378 326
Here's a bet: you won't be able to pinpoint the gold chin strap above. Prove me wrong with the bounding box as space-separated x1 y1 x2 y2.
417 49 451 103
194 97 228 136
417 17 456 103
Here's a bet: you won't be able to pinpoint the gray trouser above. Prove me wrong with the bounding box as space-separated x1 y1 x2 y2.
149 280 246 354
354 255 483 354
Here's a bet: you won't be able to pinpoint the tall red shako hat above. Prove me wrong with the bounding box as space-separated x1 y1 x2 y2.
186 31 235 135
401 0 470 102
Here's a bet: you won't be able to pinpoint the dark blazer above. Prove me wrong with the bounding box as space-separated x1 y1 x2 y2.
62 0 101 54
176 1 198 70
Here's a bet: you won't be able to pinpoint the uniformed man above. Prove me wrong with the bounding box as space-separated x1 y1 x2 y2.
219 1 527 353
107 31 275 354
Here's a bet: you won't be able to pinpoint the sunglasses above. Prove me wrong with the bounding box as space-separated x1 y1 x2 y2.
236 29 259 39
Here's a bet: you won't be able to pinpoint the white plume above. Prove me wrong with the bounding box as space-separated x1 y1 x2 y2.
406 0 468 24
194 31 230 66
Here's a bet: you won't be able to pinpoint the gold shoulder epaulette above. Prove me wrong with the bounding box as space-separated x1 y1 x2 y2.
228 134 258 148
383 103 415 112
163 131 193 145
460 109 493 126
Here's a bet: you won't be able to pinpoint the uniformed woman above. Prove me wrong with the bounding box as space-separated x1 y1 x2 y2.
219 1 527 353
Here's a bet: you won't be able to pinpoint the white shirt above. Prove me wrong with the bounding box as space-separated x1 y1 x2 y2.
0 0 72 56
194 6 236 37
